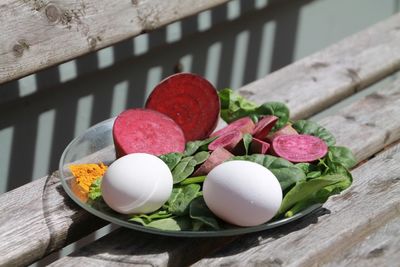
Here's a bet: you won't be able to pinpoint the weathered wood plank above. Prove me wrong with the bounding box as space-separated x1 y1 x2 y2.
0 0 230 84
190 144 400 267
49 77 400 266
239 12 400 120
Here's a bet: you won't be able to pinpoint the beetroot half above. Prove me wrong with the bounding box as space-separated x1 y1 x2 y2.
113 109 185 157
272 134 328 163
145 73 220 141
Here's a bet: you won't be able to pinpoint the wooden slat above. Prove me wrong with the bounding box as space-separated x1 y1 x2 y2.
0 0 230 84
1 14 400 265
49 76 400 266
239 12 400 120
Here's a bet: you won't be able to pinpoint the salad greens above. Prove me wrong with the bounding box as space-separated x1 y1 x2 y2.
87 89 356 232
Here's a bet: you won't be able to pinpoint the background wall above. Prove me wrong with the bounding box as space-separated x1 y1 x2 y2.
1 0 399 194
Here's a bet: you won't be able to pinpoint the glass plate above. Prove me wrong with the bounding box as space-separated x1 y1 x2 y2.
59 118 322 237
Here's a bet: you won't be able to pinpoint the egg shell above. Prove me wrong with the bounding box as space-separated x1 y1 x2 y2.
101 153 173 214
203 160 282 227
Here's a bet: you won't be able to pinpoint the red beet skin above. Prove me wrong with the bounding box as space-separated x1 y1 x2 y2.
211 117 255 138
145 73 220 141
192 147 233 176
252 115 278 140
272 134 328 163
208 131 243 152
113 109 185 157
250 138 270 154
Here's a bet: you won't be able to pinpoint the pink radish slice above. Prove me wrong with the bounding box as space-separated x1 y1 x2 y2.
208 131 243 152
211 117 255 138
113 109 185 157
252 115 278 140
145 73 220 141
250 138 270 154
192 147 233 176
272 134 328 163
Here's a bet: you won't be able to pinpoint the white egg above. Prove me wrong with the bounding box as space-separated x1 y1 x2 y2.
203 160 282 227
101 153 173 214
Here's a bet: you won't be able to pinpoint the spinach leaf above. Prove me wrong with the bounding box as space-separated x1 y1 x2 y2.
171 156 196 184
292 120 336 146
328 146 357 169
190 197 221 230
278 174 348 215
168 184 202 216
129 210 172 224
159 152 183 170
184 137 216 157
192 151 210 165
231 154 306 191
219 88 258 123
145 217 192 231
242 133 253 155
88 177 102 200
255 102 290 130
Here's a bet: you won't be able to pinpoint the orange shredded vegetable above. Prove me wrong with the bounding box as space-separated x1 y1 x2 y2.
69 163 108 194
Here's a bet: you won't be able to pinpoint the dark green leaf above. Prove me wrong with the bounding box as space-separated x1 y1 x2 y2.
328 146 357 169
146 217 192 231
172 157 196 183
168 184 201 216
292 120 336 146
256 102 290 129
192 151 210 165
184 137 216 157
190 197 221 230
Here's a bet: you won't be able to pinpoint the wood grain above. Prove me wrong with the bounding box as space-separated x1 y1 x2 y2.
49 77 400 266
0 0 230 84
239 12 400 120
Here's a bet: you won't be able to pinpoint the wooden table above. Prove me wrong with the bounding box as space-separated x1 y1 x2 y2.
1 6 400 267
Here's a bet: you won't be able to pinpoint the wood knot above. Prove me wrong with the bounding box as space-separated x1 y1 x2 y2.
45 4 61 23
87 36 97 50
132 0 139 5
12 40 30 57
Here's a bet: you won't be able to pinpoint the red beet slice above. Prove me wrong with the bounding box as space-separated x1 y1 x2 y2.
250 138 270 154
192 147 233 176
267 124 299 141
252 115 278 140
113 109 185 157
272 134 328 163
145 73 220 141
208 131 243 152
211 117 255 138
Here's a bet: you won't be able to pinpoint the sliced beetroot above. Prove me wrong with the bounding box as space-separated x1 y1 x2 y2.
267 124 299 141
272 134 328 163
192 147 233 176
208 131 243 152
145 73 220 141
113 109 185 157
211 117 255 138
252 115 278 140
250 138 270 154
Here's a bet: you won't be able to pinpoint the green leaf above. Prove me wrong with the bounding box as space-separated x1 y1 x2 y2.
328 146 357 169
278 174 348 214
88 178 102 200
255 102 290 129
184 137 216 157
168 184 201 216
219 88 258 123
192 151 210 165
129 210 172 224
171 157 196 183
242 133 253 155
146 217 192 231
190 197 221 230
159 153 183 170
179 176 206 185
292 120 336 146
231 154 306 191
